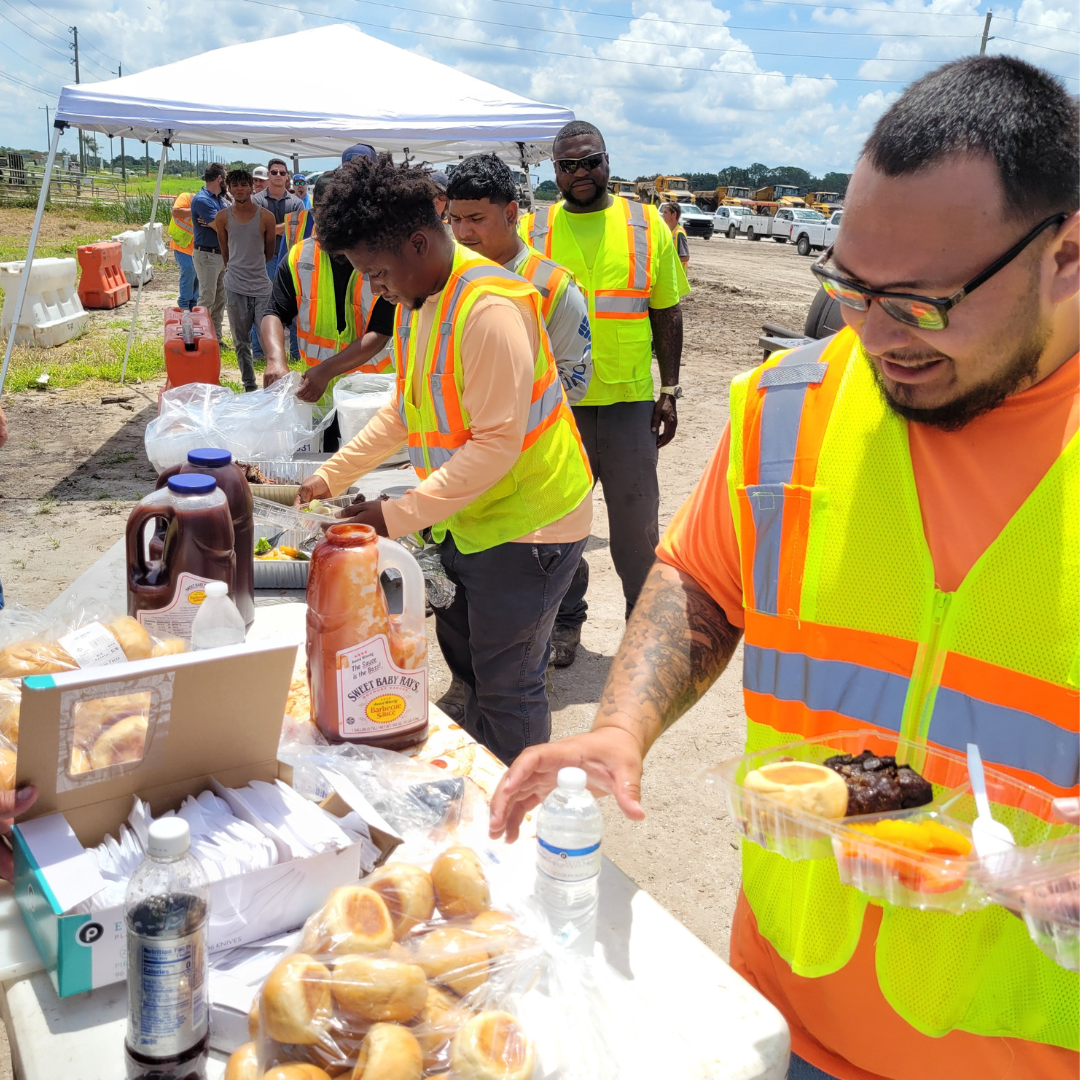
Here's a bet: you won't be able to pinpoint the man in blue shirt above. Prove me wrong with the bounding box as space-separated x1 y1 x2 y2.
190 162 229 344
293 174 311 209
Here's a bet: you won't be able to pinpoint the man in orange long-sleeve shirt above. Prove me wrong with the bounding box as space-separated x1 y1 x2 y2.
490 57 1079 1080
296 155 593 764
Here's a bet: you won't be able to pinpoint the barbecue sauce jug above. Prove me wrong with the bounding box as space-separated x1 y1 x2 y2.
127 474 236 643
306 523 428 749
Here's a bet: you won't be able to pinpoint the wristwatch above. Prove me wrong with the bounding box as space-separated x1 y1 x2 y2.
659 385 683 399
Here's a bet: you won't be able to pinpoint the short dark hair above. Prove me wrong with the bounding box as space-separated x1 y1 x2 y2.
553 121 605 152
862 56 1079 222
315 153 442 254
226 168 253 189
661 201 682 220
312 170 337 207
267 157 288 172
204 162 225 183
445 154 517 205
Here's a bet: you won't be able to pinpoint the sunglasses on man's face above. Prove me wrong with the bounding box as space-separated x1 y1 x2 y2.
812 212 1068 330
555 153 607 175
269 169 288 176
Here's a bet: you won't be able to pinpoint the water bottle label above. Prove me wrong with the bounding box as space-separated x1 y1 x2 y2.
537 836 601 883
335 633 427 736
136 572 210 644
127 927 207 1057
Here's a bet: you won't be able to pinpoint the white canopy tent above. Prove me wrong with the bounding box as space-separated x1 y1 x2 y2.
1 25 575 392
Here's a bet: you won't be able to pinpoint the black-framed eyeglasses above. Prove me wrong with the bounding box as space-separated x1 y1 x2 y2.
812 212 1069 330
555 153 607 175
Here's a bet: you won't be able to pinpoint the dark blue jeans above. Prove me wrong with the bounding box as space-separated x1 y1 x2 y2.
788 1055 840 1079
436 532 587 764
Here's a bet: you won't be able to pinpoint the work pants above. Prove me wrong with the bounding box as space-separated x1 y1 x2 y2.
556 400 659 628
225 291 270 392
174 250 199 310
192 250 226 343
436 532 587 764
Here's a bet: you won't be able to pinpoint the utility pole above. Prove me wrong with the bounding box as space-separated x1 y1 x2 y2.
69 26 84 173
115 63 126 182
980 9 993 54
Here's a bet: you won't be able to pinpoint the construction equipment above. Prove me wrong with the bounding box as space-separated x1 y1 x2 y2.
636 175 695 206
804 190 843 216
692 184 754 212
608 180 639 200
751 184 806 215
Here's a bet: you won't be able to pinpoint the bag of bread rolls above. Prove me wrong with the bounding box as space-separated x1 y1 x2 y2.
245 843 542 1079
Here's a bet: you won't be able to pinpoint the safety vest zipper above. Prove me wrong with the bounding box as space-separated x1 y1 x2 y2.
900 589 952 753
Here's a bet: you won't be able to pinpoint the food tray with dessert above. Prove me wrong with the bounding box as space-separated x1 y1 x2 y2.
702 729 1074 913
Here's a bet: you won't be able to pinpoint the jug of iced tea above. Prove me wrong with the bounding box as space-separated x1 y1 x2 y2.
127 474 236 644
306 523 428 749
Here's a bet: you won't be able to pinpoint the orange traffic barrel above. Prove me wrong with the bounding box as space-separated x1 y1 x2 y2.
76 242 131 309
164 306 221 388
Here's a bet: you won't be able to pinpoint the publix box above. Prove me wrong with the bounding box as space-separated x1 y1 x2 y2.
11 638 401 997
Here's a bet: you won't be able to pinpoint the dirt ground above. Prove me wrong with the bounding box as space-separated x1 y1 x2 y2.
0 230 819 984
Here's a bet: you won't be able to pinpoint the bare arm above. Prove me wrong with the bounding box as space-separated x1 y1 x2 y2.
489 558 742 841
259 312 289 388
649 303 682 448
214 210 229 270
262 209 277 263
296 332 392 403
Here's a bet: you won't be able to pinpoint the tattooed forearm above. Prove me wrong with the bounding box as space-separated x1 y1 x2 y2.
592 559 742 754
648 303 682 387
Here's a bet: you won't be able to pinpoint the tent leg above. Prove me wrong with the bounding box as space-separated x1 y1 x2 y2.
519 143 535 213
0 123 63 397
121 139 169 385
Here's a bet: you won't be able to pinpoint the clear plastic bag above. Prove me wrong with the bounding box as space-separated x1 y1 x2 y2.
332 373 395 445
399 535 456 610
145 374 331 473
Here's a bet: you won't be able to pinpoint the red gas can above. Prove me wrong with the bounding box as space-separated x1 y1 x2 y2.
163 306 221 388
76 242 131 309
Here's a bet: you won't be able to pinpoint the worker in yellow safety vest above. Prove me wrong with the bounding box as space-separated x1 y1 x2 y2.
262 171 396 450
168 190 199 311
518 121 690 669
492 57 1079 1080
294 154 594 765
661 201 691 269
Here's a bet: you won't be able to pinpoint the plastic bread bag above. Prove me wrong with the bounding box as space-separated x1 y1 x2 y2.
399 534 456 611
233 843 545 1079
0 679 20 747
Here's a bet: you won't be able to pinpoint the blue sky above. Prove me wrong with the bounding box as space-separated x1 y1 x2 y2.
0 0 1076 181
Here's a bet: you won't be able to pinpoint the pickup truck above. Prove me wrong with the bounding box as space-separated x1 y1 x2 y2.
678 202 715 239
743 207 828 243
791 210 843 256
713 204 754 238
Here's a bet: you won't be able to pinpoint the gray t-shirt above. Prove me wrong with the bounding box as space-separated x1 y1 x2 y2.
252 189 306 224
222 205 272 297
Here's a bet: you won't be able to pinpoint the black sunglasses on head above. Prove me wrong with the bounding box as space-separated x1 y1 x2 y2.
812 211 1069 330
555 153 608 175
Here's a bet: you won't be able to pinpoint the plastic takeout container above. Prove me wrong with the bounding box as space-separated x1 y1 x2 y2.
251 495 357 540
702 729 1074 913
253 524 310 590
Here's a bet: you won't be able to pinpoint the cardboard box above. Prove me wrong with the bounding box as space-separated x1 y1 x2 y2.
10 638 401 997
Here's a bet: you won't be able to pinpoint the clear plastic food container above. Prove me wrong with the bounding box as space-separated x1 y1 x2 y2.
253 524 310 590
252 494 357 537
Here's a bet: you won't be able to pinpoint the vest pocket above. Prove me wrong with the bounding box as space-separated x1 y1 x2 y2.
614 319 653 384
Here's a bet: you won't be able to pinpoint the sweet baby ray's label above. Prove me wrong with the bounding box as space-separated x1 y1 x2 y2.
336 633 427 736
136 572 209 643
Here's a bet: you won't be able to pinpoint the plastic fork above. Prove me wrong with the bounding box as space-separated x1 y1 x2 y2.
967 742 1015 858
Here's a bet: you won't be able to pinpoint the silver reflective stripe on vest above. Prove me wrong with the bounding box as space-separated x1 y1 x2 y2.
396 324 411 427
744 643 910 731
749 336 833 615
295 240 337 363
519 255 558 299
356 275 375 333
526 376 564 437
627 200 649 291
593 295 650 315
530 206 550 249
929 690 1080 789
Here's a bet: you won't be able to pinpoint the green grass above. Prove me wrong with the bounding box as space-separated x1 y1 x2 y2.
122 176 203 196
1 337 165 393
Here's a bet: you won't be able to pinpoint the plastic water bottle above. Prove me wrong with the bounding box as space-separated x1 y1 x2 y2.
190 580 246 650
180 310 196 350
125 818 210 1080
536 767 603 953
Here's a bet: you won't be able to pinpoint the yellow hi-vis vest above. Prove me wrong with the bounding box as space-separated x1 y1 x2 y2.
168 192 194 255
729 327 1079 1050
284 209 312 250
512 245 573 325
519 197 659 405
288 237 392 373
394 245 592 554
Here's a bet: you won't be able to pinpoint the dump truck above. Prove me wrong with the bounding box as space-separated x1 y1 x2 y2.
804 191 843 216
608 180 639 200
751 184 807 214
692 184 754 212
636 175 695 206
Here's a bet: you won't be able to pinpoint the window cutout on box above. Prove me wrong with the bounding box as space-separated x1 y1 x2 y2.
69 692 151 776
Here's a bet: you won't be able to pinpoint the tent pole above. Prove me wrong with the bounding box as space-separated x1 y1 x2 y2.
519 144 535 213
121 139 168 384
0 122 63 397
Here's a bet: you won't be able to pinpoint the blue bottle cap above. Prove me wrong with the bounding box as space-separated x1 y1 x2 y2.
167 473 217 496
187 448 232 468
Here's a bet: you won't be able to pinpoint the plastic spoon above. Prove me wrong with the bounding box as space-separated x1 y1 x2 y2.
967 742 1015 858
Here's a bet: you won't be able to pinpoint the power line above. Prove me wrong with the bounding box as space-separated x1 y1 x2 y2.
14 0 66 28
0 34 67 80
0 66 55 96
0 0 67 42
0 6 71 62
992 34 1080 54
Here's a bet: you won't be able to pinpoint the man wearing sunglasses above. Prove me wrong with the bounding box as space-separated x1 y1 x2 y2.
519 121 689 668
492 57 1078 1080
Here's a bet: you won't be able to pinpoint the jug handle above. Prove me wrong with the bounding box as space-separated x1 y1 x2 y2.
376 537 426 632
127 502 175 581
155 464 181 491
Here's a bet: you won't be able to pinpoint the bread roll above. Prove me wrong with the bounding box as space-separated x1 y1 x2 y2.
0 746 15 791
0 680 20 746
469 910 520 958
743 761 849 819
353 1023 422 1080
305 886 395 957
365 863 435 939
106 617 152 661
413 985 472 1071
330 955 427 1022
261 1066 332 1080
248 997 260 1040
0 641 76 679
431 847 490 919
223 1041 260 1080
150 637 186 658
450 1011 534 1080
414 926 489 997
261 953 333 1045
89 714 148 770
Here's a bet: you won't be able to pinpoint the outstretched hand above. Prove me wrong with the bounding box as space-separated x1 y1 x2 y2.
489 728 646 843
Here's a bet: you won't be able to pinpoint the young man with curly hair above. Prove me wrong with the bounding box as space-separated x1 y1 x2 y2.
295 154 594 764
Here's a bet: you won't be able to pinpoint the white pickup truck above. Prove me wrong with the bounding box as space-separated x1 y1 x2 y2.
791 210 844 256
741 207 826 242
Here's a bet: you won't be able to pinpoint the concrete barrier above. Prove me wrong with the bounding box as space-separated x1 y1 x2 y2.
110 229 153 286
0 257 90 348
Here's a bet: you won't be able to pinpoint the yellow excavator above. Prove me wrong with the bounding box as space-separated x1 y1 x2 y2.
607 180 639 200
636 175 695 206
804 190 843 215
751 184 807 215
692 184 754 212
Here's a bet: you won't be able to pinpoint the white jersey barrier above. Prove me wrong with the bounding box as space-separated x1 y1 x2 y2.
145 222 169 265
110 229 154 286
0 257 89 348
